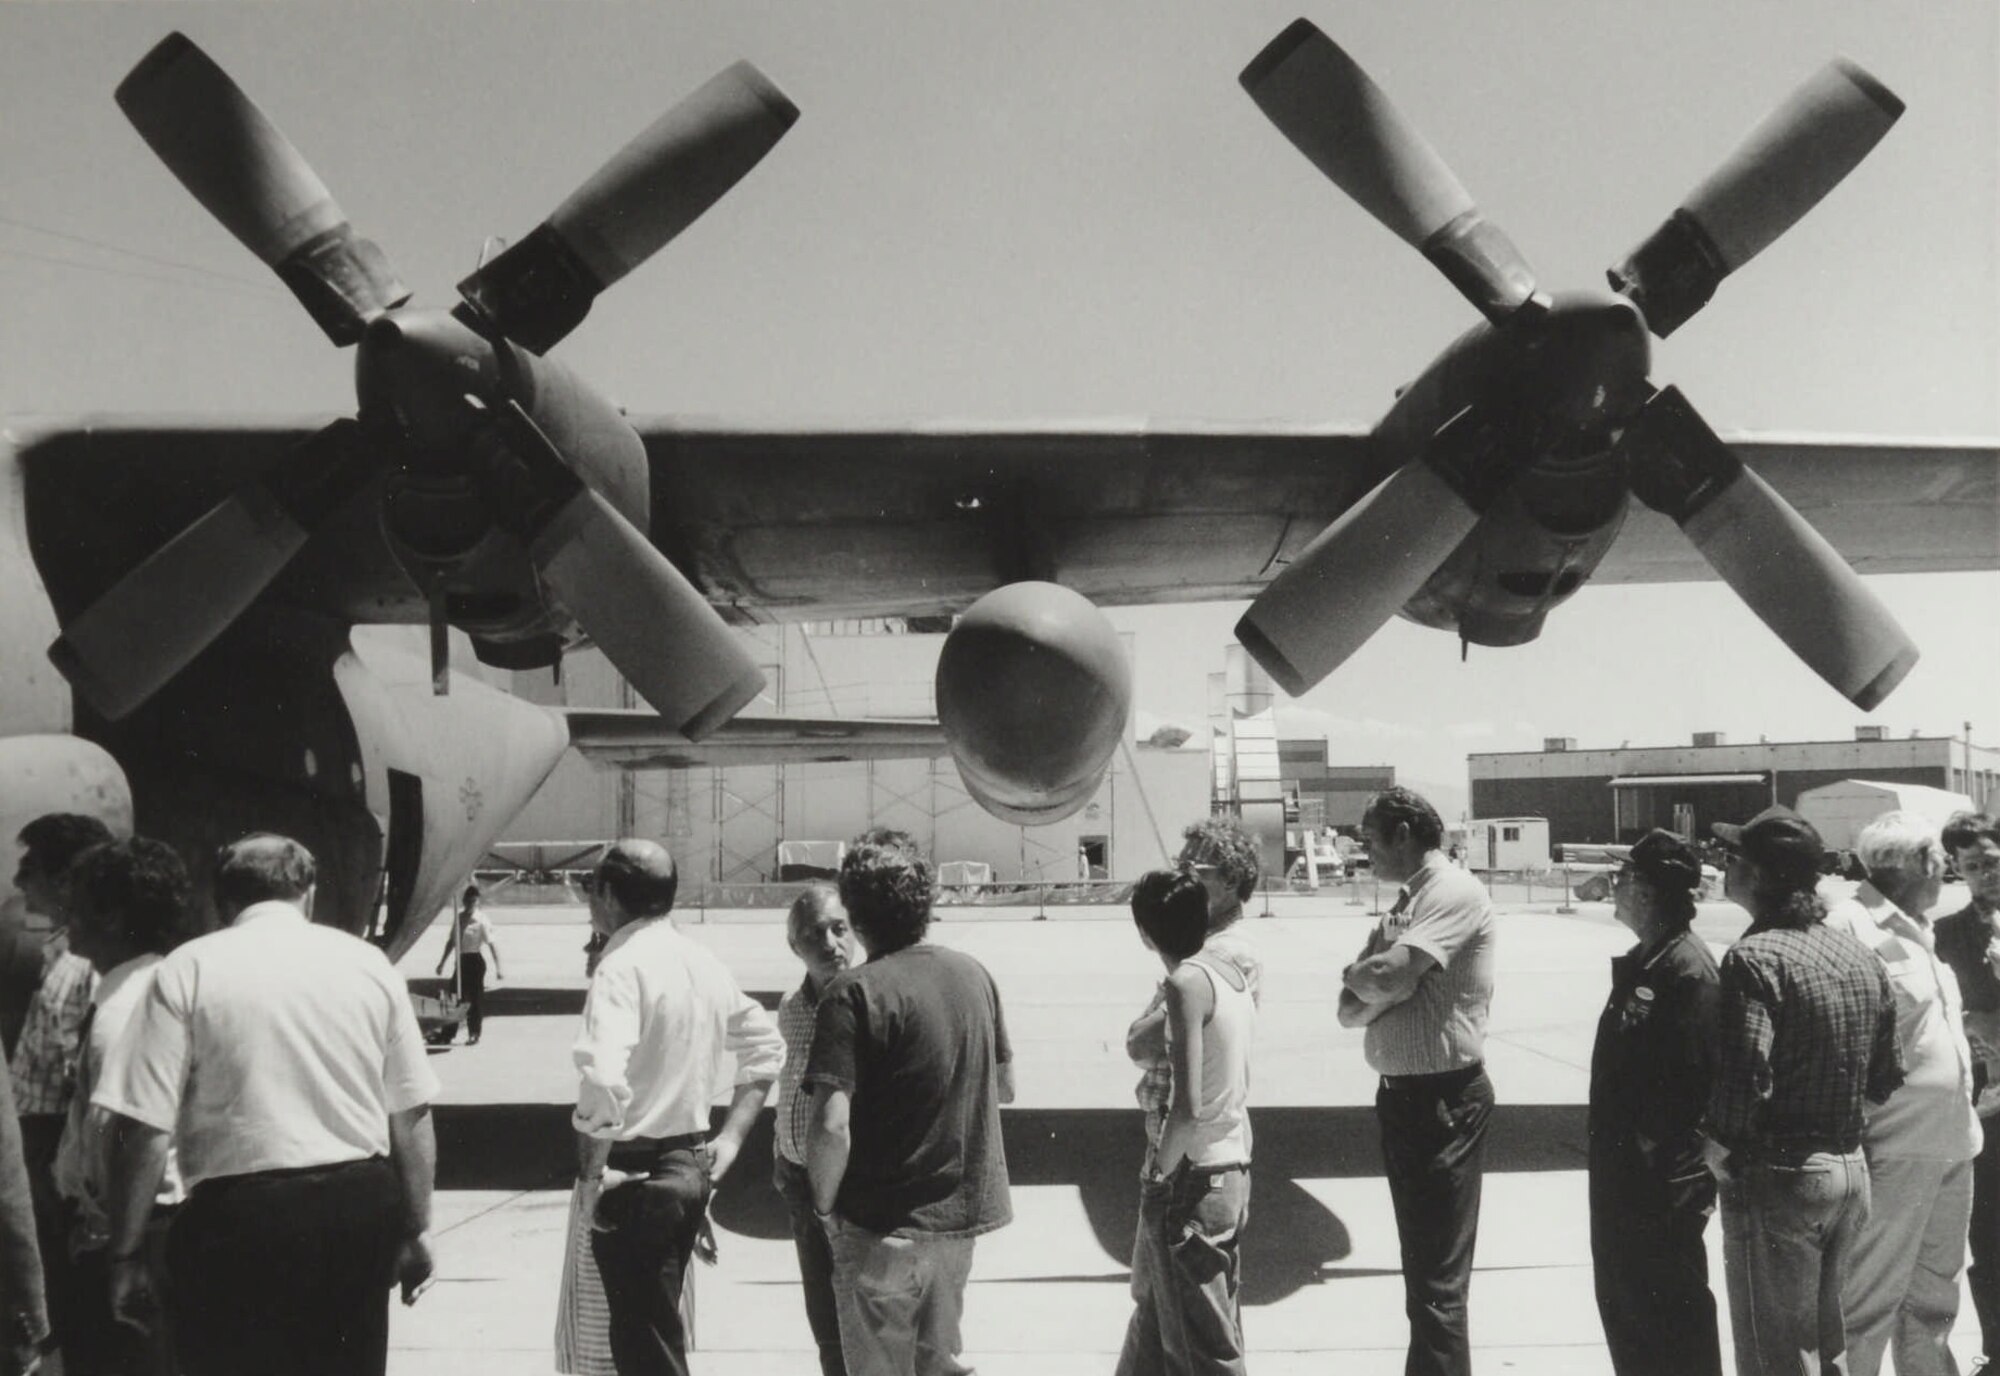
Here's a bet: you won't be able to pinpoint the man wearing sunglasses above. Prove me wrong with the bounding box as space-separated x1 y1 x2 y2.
1588 829 1722 1376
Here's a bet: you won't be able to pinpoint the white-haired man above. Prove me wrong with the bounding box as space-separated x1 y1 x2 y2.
1824 810 1979 1376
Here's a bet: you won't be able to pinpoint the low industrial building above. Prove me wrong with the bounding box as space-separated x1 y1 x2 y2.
1469 728 2000 849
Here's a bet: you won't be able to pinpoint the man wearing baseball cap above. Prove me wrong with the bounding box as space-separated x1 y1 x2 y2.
1587 829 1722 1376
1704 805 1903 1376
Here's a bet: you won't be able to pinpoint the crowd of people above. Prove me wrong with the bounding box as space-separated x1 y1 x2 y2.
2 793 1999 1376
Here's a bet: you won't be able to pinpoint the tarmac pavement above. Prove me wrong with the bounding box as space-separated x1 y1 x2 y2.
387 889 1984 1374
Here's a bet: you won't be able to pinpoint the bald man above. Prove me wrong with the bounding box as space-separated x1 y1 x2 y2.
573 840 783 1376
96 833 438 1376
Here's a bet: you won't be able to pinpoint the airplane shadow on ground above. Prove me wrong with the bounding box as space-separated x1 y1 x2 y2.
433 1102 1590 1305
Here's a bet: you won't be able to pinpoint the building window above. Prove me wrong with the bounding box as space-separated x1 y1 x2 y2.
1502 826 1520 841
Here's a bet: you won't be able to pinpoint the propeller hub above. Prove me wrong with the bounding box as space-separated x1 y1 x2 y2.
1510 291 1652 435
355 309 504 450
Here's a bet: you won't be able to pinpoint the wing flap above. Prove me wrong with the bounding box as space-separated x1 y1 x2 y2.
567 709 947 769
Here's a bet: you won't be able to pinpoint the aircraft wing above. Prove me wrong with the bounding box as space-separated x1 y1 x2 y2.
13 418 1996 628
641 422 2000 612
566 709 947 769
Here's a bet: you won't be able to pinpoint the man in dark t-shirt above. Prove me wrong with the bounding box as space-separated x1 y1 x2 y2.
805 829 1013 1376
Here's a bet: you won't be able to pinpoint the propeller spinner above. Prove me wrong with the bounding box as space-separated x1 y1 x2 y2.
53 32 795 738
1234 21 1913 710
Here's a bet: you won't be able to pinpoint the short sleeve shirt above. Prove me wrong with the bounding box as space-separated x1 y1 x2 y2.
1363 859 1496 1076
804 943 1012 1237
93 902 439 1187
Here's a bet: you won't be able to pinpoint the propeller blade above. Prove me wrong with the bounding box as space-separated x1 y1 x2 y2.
1236 408 1513 696
530 489 767 741
1241 19 1539 323
1623 387 1917 709
458 61 799 353
116 32 408 345
48 420 379 719
1610 59 1902 337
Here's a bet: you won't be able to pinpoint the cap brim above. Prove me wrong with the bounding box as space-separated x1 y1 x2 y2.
1711 822 1745 848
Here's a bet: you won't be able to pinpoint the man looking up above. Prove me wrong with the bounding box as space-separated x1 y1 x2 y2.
95 833 439 1376
772 886 856 1376
1587 829 1722 1376
806 829 1014 1376
1935 811 2000 1367
1704 806 1902 1376
1822 811 1977 1376
573 839 783 1376
1340 786 1496 1376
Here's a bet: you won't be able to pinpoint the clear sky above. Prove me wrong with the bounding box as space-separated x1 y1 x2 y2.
2 2 1993 799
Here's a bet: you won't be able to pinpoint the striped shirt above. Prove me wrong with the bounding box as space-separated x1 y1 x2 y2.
1362 859 1495 1077
775 976 822 1166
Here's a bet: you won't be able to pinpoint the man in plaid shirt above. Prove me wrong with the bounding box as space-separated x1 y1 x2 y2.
7 812 112 1359
1704 806 1902 1376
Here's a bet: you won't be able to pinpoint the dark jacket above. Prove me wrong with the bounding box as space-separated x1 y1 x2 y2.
1589 927 1720 1190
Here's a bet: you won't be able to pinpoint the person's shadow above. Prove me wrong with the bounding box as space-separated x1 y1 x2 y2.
436 1101 1587 1304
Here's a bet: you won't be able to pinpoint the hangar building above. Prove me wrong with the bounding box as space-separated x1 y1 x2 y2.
1469 728 2000 849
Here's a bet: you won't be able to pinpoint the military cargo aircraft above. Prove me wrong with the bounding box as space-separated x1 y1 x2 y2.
3 26 1993 957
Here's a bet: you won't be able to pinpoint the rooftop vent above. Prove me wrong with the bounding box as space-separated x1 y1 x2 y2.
1693 732 1726 748
1855 725 1889 742
1544 737 1576 752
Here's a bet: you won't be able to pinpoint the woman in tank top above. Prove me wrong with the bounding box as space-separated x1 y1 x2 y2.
1117 867 1256 1376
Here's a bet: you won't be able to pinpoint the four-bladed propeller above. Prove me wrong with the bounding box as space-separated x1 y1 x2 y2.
54 32 793 738
1236 18 1914 710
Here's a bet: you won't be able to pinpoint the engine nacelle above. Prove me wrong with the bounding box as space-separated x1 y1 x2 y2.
935 582 1132 826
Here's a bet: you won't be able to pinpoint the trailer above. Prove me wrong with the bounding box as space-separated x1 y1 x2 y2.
1448 817 1552 873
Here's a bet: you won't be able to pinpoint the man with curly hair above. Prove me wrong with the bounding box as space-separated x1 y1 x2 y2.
1703 806 1901 1376
806 829 1014 1376
55 836 191 1376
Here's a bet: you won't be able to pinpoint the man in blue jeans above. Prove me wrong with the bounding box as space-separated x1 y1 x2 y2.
1340 787 1496 1376
573 840 784 1376
806 829 1014 1376
1703 806 1903 1376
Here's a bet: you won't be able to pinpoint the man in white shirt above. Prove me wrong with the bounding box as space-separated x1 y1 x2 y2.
1823 811 1980 1376
573 839 783 1376
95 833 439 1376
51 836 188 1376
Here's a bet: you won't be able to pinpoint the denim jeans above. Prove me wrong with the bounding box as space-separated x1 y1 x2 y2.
825 1215 976 1376
591 1144 712 1376
1114 1164 1251 1376
1718 1148 1871 1376
1377 1065 1493 1376
774 1155 847 1376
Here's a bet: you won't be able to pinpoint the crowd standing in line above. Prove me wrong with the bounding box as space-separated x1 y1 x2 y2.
15 799 2000 1374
